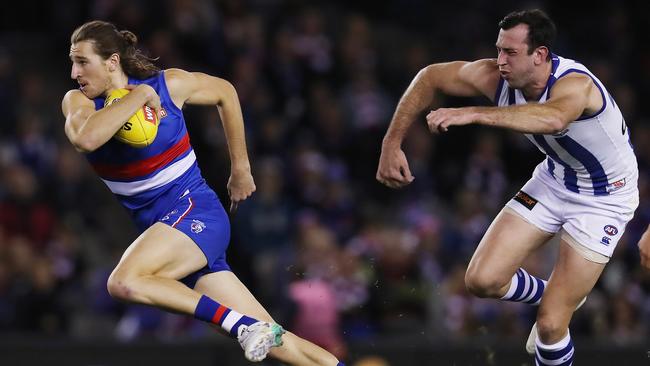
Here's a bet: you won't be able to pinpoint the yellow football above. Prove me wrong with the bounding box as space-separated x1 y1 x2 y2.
104 88 159 148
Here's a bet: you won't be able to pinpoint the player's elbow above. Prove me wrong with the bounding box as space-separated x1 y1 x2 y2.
545 116 567 134
68 133 100 153
217 79 238 106
420 64 439 84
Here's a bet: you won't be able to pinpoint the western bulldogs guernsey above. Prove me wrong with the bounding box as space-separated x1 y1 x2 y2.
495 54 638 197
87 71 233 284
88 72 205 230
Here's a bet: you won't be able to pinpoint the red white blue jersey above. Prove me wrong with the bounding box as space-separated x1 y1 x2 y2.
494 54 638 196
88 71 204 229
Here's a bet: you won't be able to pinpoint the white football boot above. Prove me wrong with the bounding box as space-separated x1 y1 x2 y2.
237 321 286 362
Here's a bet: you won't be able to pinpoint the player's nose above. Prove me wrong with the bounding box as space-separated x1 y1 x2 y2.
71 64 81 80
496 51 507 65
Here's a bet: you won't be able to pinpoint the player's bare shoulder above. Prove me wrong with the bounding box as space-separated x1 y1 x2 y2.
163 68 196 108
61 89 94 117
457 59 501 101
548 72 601 116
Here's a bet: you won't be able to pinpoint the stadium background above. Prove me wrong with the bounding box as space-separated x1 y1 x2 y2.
1 0 649 364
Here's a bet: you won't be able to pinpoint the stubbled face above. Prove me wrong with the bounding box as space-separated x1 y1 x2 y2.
69 41 111 98
495 24 540 89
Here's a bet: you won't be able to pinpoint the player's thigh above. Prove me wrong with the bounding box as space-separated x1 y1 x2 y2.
114 222 208 280
538 238 605 320
467 175 563 277
193 270 275 323
467 207 553 278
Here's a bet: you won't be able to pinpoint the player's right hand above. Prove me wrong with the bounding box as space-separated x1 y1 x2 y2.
638 224 650 270
376 145 414 189
126 84 163 118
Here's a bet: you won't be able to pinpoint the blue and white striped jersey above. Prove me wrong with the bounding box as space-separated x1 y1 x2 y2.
495 54 638 196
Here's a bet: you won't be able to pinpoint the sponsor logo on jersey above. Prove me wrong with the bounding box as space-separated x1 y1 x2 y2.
159 107 167 118
513 190 538 210
601 236 611 245
603 225 618 236
606 178 626 193
143 105 156 123
191 219 206 234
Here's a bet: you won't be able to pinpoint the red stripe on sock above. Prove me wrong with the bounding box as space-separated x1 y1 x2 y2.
212 305 227 324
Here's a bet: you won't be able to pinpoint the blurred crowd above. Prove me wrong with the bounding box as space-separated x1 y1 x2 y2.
1 0 650 359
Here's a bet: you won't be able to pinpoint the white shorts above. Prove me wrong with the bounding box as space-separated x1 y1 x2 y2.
505 173 639 259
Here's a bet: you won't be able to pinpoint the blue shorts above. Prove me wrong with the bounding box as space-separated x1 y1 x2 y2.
158 184 231 288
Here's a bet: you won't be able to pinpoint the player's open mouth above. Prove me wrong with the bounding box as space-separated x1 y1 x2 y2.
78 80 88 91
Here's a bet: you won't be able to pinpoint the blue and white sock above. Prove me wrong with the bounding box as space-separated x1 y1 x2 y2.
535 332 574 366
194 295 258 337
501 268 547 305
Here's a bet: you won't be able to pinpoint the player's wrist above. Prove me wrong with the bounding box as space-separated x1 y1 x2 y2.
381 135 402 149
132 84 156 102
466 107 486 126
230 162 252 175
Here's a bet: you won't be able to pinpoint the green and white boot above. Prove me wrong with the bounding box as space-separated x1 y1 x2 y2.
237 321 286 362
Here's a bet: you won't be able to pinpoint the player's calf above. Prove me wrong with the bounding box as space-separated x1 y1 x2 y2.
499 268 546 305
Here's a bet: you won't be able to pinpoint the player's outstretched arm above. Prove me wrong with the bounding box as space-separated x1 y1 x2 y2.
165 68 255 211
377 59 499 188
427 73 597 134
62 86 160 152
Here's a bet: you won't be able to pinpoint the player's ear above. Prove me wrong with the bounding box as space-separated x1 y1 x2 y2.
107 53 120 72
534 46 549 65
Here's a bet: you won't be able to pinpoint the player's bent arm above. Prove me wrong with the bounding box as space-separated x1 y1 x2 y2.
165 68 251 171
62 86 157 152
469 73 595 134
382 59 499 147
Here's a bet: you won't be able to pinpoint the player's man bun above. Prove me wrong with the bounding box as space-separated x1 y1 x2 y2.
119 30 138 47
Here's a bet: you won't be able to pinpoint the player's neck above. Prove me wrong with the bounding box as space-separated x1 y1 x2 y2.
521 61 553 101
108 72 129 90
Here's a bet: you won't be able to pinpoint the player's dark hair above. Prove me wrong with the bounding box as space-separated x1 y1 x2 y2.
71 20 159 79
499 9 556 61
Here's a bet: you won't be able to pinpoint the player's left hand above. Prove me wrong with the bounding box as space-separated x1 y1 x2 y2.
638 224 650 270
426 108 475 133
227 168 256 213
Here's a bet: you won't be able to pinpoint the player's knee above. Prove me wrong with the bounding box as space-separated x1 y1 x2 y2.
536 312 568 342
106 269 139 302
464 270 507 298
